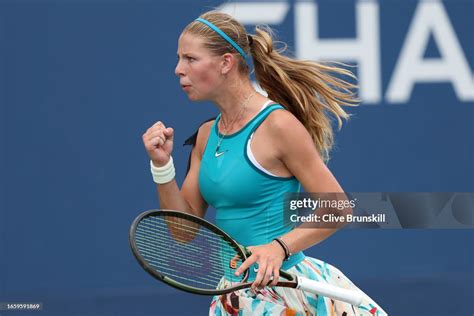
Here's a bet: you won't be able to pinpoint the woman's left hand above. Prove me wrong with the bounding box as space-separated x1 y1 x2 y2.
234 241 287 290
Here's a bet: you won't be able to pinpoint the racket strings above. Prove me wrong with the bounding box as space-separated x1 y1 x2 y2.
139 220 241 258
135 215 245 290
140 216 242 257
136 222 240 287
139 257 225 288
147 217 233 246
160 217 234 241
136 228 238 265
138 220 239 264
135 238 230 279
137 251 224 288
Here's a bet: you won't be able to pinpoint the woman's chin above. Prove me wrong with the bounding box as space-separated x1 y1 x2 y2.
182 88 208 101
187 93 205 102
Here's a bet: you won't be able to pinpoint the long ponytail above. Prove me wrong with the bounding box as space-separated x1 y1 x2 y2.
250 26 358 162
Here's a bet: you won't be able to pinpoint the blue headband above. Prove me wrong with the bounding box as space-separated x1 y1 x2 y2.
195 18 248 62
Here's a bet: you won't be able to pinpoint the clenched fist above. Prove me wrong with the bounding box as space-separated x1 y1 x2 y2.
142 121 174 167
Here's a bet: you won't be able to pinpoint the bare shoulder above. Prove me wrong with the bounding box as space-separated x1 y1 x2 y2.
263 108 316 158
197 120 214 140
195 120 215 157
264 108 308 137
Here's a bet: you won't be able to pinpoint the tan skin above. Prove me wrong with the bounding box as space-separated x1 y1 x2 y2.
142 33 345 291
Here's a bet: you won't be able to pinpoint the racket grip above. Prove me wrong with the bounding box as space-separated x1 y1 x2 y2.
296 276 363 306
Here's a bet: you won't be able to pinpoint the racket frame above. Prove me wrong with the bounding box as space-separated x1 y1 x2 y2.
129 209 252 295
130 209 363 306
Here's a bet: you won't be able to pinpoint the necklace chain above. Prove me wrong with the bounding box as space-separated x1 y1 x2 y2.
215 91 256 156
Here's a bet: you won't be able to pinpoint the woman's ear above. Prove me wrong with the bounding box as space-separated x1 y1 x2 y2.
220 53 235 75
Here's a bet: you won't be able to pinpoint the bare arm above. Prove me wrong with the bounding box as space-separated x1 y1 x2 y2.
142 121 212 218
271 110 349 254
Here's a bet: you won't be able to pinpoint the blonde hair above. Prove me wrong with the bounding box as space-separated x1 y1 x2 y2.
184 11 358 162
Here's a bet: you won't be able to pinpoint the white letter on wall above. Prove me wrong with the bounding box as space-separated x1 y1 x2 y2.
295 0 381 104
386 0 474 103
218 2 290 25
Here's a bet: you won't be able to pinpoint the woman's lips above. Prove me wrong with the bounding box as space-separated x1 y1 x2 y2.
181 85 191 91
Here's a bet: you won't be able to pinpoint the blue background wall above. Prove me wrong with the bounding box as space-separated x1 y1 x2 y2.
0 0 472 315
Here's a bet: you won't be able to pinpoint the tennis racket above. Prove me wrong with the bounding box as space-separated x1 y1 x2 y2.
129 209 363 306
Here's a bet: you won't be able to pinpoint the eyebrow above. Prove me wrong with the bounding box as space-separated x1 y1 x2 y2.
177 52 194 57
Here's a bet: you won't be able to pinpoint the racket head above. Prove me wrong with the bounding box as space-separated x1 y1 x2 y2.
129 209 250 295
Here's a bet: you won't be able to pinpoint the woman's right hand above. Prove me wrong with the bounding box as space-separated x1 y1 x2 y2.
142 121 174 166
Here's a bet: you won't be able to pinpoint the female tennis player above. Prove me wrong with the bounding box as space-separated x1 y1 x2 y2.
142 11 387 316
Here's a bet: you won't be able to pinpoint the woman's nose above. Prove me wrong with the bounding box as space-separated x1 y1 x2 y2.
175 60 185 77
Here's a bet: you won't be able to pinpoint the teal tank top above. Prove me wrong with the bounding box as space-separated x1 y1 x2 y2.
199 104 306 280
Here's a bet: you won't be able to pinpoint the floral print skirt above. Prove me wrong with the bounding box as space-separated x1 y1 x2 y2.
209 257 387 316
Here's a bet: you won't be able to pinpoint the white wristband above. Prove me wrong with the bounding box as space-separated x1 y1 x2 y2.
150 157 175 184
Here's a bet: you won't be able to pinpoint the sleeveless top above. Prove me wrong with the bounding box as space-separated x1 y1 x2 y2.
198 103 306 280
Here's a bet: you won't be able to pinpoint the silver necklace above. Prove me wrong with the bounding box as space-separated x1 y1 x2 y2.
215 91 256 157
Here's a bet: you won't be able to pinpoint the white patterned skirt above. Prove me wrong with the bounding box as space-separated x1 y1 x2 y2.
209 257 387 316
